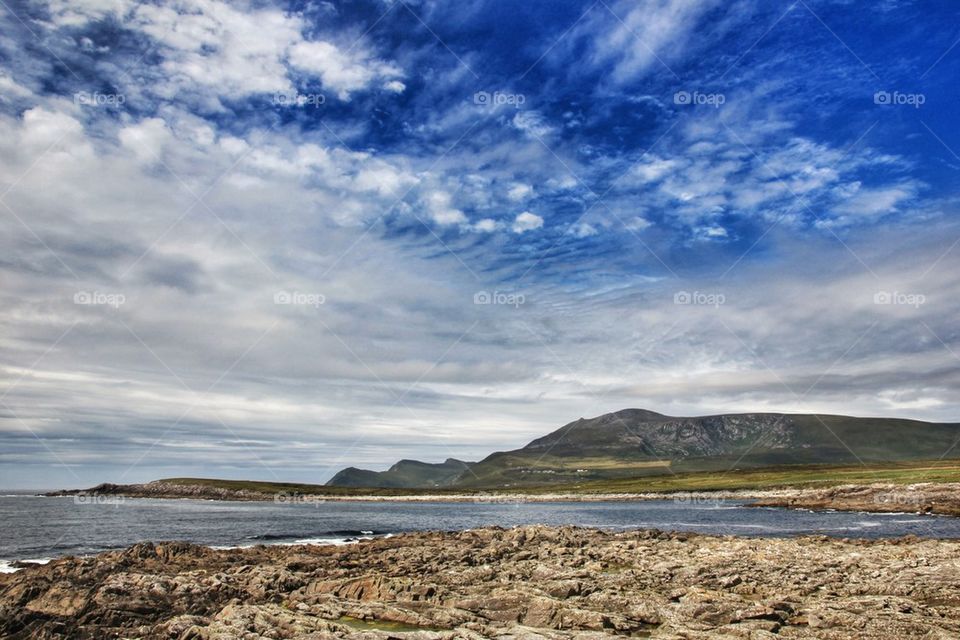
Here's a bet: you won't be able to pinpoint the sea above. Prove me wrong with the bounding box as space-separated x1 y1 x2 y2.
3 492 959 573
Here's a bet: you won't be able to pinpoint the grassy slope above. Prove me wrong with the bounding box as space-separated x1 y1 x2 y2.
452 414 960 488
158 458 960 497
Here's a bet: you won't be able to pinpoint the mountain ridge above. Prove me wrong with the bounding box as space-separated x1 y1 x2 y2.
327 408 960 489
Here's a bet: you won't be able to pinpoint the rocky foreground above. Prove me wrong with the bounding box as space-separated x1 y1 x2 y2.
3 527 960 639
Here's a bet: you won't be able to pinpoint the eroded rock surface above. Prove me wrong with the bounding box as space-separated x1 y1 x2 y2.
2 526 959 639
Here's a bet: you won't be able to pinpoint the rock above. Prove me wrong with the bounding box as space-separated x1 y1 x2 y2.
1 526 959 639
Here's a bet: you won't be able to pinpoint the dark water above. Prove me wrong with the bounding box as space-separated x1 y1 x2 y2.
3 494 959 571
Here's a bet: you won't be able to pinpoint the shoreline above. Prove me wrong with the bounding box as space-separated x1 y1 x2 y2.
43 480 960 516
3 525 959 639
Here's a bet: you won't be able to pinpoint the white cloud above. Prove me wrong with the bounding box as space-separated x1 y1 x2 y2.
512 111 554 138
425 190 468 226
130 0 302 99
43 0 134 26
288 40 404 100
512 211 544 233
625 216 652 231
626 157 678 184
569 0 732 84
40 0 405 106
118 118 172 164
507 183 534 201
472 218 499 232
569 222 598 238
834 184 915 217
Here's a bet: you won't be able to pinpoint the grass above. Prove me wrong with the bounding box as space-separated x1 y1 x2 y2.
335 616 445 632
511 458 960 495
157 458 960 497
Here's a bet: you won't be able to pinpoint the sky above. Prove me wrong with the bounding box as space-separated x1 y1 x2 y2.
1 0 959 489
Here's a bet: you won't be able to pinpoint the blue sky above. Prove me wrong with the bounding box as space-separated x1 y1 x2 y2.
1 0 959 488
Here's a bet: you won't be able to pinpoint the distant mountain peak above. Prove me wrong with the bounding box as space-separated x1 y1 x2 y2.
328 409 959 490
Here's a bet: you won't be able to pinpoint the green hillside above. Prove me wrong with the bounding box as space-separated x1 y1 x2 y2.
328 409 960 489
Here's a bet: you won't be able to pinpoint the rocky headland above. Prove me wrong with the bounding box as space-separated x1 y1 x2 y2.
44 480 960 517
2 526 960 639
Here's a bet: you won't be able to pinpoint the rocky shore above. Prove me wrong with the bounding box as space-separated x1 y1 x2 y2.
45 480 960 517
747 482 960 517
44 482 279 502
2 526 960 639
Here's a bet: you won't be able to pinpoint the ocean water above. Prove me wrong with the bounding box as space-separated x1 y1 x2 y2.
2 493 959 571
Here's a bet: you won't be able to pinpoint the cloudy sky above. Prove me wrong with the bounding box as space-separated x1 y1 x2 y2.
1 0 959 488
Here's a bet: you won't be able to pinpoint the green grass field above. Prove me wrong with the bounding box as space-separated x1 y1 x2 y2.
158 458 960 497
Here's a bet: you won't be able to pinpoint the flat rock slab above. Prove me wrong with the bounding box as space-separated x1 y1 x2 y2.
1 526 959 639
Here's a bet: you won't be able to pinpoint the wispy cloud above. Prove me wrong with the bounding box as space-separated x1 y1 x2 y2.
0 0 959 487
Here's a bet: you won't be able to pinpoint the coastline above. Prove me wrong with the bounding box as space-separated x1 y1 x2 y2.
2 525 959 639
44 480 960 516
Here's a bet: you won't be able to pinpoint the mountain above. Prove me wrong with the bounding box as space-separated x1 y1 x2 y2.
327 458 471 488
327 409 960 489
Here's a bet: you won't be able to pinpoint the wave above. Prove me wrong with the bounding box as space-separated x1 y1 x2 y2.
211 535 374 550
246 530 379 541
0 557 52 574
